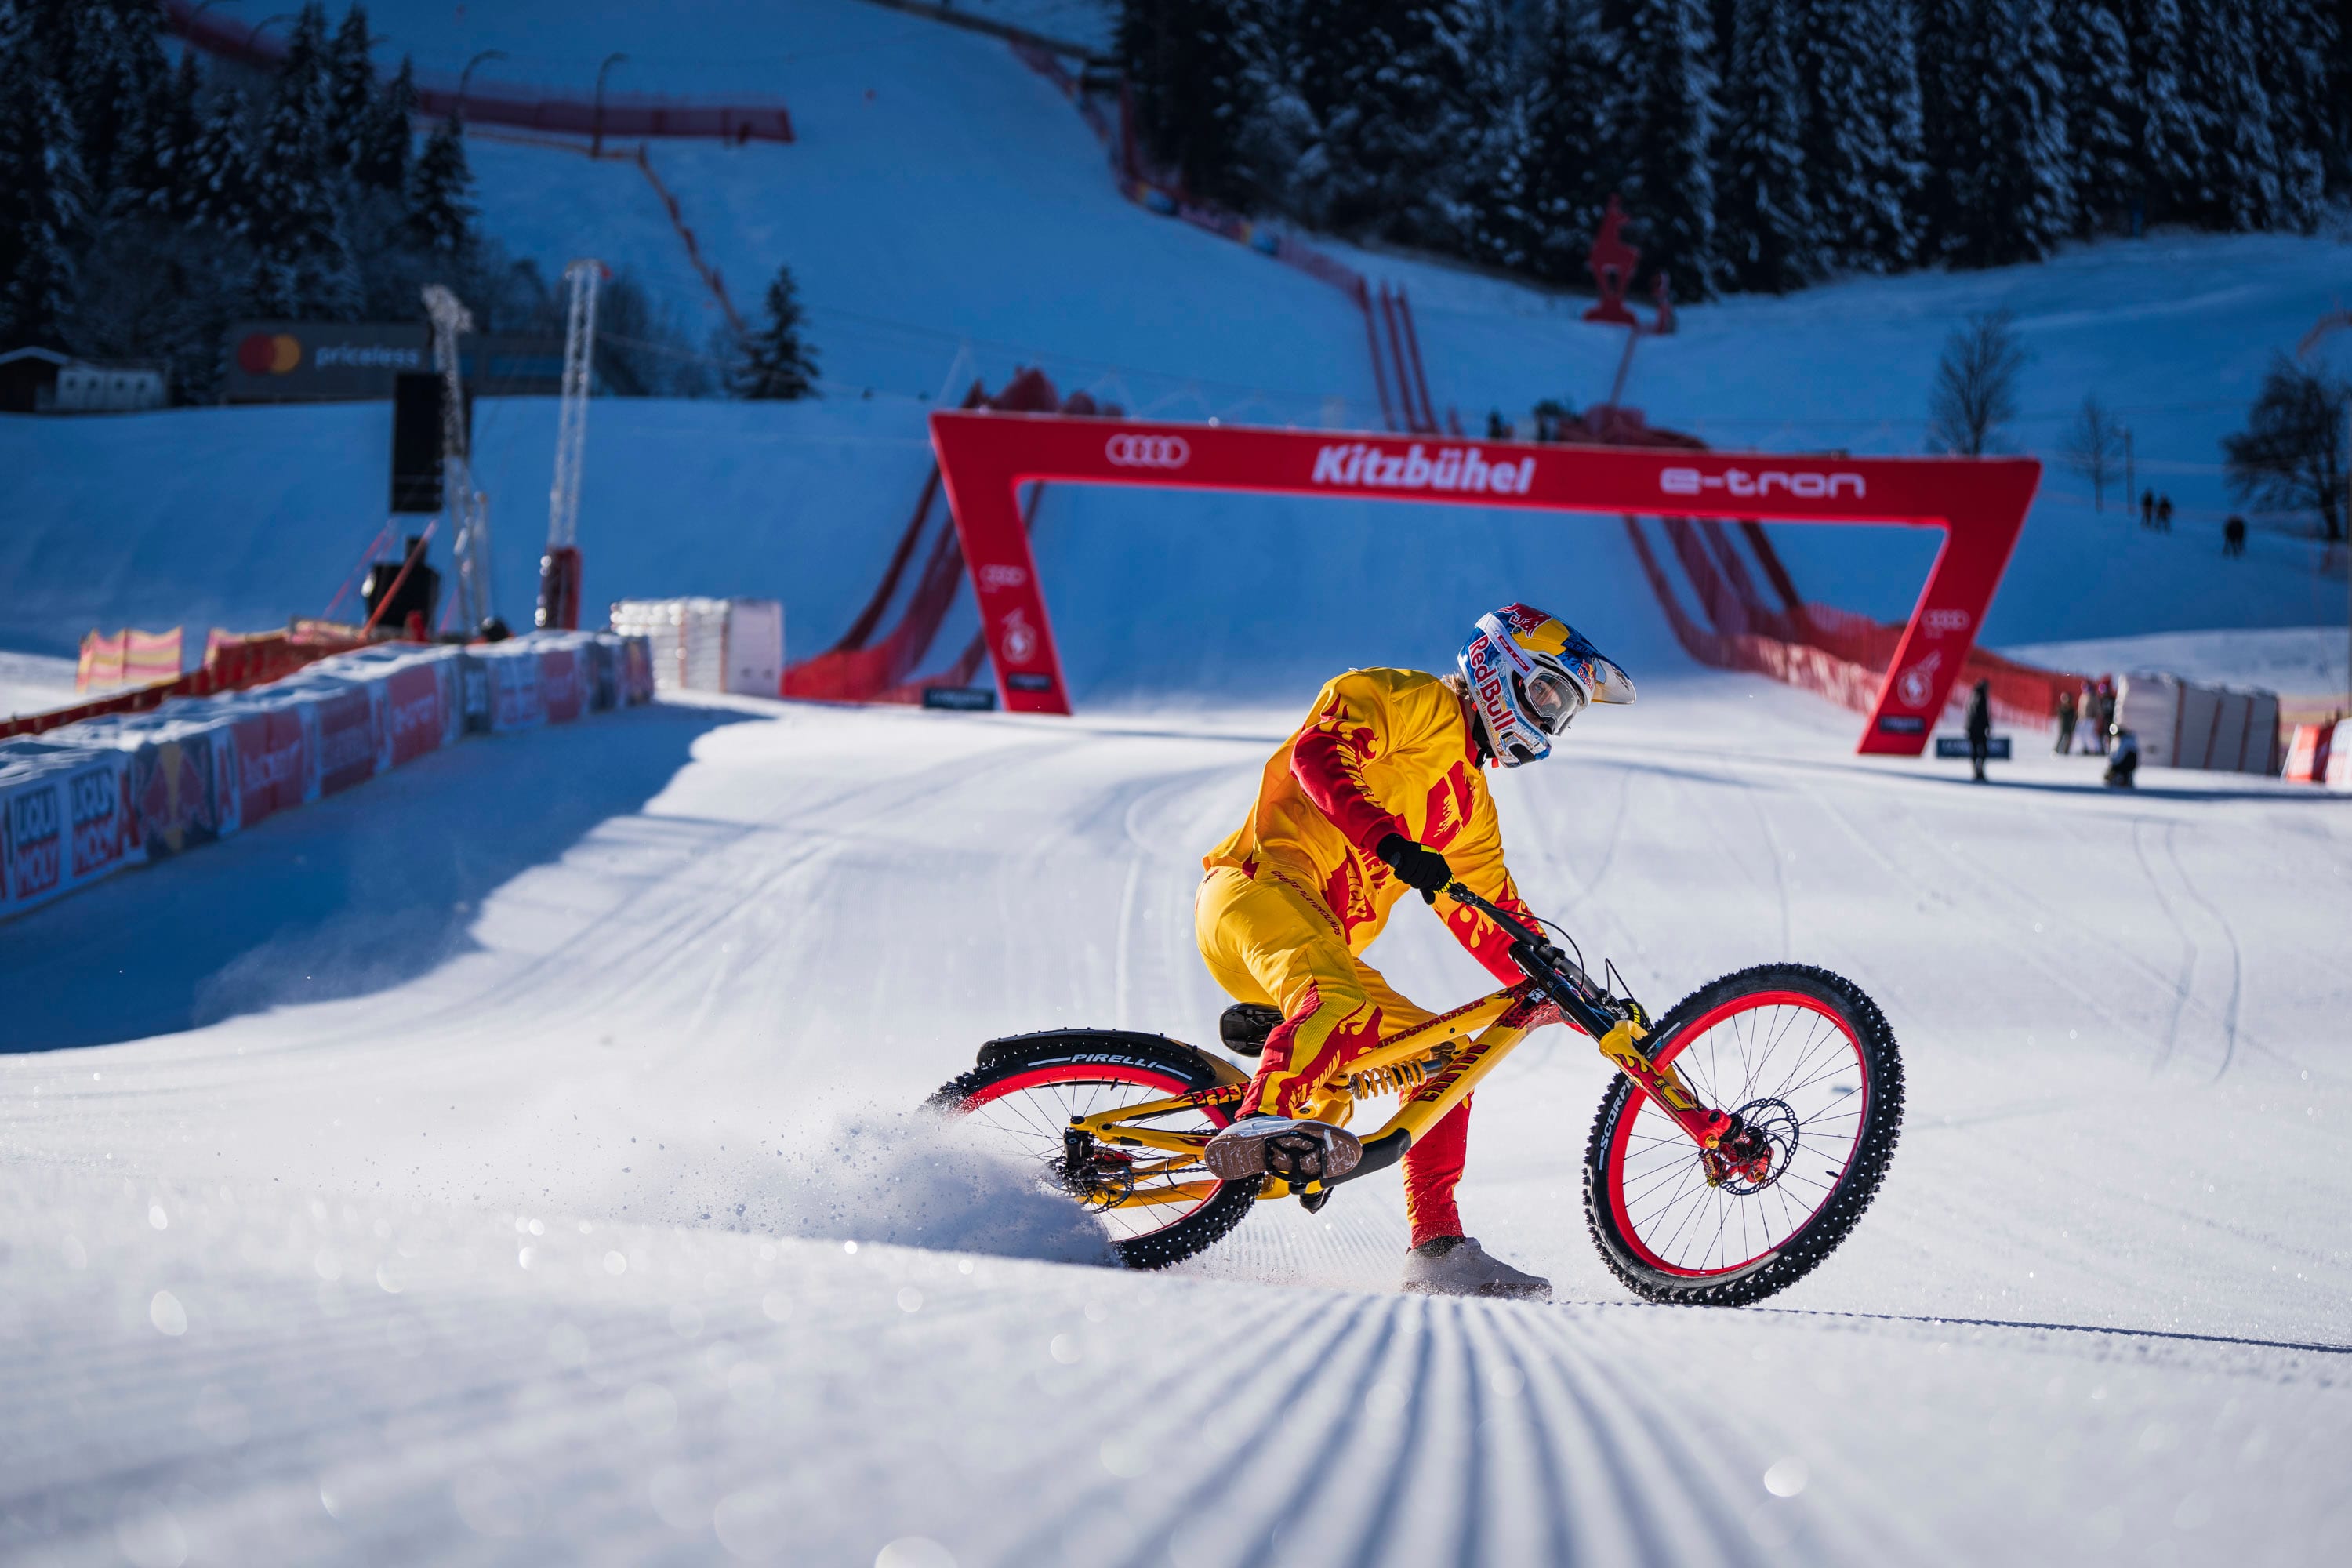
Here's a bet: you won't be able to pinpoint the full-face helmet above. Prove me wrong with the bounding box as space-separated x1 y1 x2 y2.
1457 604 1635 766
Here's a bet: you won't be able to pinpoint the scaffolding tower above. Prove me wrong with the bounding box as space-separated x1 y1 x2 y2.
539 260 604 630
423 283 492 632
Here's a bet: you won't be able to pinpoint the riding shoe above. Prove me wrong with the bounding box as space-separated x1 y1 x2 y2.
1399 1236 1551 1301
1202 1114 1363 1186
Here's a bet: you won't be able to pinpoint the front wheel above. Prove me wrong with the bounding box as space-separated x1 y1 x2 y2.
1584 964 1903 1306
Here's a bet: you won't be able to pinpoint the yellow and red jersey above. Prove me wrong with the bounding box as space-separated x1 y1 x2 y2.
1203 667 1536 985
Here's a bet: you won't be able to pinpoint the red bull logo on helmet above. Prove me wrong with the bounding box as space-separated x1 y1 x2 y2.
1462 633 1519 739
1311 442 1536 497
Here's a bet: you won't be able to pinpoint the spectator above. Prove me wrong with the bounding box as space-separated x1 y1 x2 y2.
2054 687 2078 753
2140 489 2155 529
2156 494 2174 532
2223 514 2247 557
2096 675 2118 740
1486 409 1512 441
2104 725 2140 789
2079 680 2104 753
1965 678 1993 782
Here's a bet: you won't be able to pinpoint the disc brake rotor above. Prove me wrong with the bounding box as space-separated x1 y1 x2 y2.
1704 1097 1800 1194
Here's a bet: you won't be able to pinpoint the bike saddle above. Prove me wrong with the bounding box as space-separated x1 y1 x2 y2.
1218 1003 1284 1058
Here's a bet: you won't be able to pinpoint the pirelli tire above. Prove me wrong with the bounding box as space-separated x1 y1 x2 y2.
1581 964 1904 1307
928 1033 1260 1272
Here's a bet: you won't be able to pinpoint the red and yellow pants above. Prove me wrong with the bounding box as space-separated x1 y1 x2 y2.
1194 862 1472 1249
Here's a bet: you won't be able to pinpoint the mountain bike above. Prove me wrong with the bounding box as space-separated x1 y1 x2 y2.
929 884 1902 1305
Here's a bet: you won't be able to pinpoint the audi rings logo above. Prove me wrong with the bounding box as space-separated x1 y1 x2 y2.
1105 433 1189 469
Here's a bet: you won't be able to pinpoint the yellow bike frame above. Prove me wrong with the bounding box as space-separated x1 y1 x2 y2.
1064 978 1719 1210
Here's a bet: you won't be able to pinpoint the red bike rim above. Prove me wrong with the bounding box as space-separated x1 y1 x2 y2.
958 1062 1233 1242
1605 989 1870 1279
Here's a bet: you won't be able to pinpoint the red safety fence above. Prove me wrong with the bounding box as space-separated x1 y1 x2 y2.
161 2 793 144
4 622 371 740
76 627 183 693
1628 514 2085 728
782 370 1090 705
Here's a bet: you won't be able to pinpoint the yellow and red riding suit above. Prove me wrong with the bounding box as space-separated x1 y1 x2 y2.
1196 667 1537 1249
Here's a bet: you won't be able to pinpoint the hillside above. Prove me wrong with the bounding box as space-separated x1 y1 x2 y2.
6 0 2346 693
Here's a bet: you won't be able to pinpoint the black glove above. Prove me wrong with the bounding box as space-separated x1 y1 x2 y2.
1376 833 1452 905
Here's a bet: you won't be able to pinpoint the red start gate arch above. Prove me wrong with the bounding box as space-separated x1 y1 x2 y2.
929 411 2041 756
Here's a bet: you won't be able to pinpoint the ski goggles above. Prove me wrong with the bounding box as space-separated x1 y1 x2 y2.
1519 668 1588 734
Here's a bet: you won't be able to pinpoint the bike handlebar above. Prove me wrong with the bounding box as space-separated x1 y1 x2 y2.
1441 880 1635 1038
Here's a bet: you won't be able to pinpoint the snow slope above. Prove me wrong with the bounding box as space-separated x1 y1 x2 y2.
3 681 2349 1564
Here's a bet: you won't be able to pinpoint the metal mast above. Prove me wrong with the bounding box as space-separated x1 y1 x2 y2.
423 283 491 631
539 260 604 629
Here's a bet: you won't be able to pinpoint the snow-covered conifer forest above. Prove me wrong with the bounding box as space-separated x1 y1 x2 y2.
1117 0 2352 295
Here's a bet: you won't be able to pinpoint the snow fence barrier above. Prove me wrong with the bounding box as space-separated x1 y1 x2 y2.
0 632 654 924
2114 673 2283 775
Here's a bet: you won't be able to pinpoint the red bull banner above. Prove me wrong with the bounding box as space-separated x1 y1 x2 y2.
927 413 2041 757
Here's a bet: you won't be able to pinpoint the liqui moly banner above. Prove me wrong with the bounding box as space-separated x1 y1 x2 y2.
0 750 136 917
928 412 2039 756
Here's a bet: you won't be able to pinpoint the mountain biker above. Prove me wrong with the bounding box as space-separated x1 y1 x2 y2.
1196 604 1635 1299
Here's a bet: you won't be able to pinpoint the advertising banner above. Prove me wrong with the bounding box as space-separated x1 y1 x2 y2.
539 648 583 724
223 321 565 402
307 684 381 796
383 662 447 767
131 733 221 858
233 706 310 826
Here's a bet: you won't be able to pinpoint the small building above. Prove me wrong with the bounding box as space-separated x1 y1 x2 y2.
0 347 168 413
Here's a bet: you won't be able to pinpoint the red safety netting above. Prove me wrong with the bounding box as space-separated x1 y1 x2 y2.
162 3 793 144
781 371 1093 706
5 623 372 741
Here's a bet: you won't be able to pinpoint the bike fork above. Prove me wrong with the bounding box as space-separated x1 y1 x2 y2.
1593 1020 1737 1149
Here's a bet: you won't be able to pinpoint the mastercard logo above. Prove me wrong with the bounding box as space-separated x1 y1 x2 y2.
236 332 303 375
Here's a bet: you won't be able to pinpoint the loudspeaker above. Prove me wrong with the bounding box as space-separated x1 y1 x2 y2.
390 372 472 514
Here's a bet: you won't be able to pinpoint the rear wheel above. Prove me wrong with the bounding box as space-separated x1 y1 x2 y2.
1584 964 1902 1306
929 1035 1258 1269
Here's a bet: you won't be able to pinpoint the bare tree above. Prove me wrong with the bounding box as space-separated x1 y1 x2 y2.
2223 354 2348 542
1928 310 2029 456
2063 393 2125 510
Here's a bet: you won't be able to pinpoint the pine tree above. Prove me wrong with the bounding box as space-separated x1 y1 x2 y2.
1236 0 1357 229
1798 0 1922 271
0 43 90 347
1713 0 1811 292
60 0 167 212
247 4 361 318
2053 0 2133 235
249 3 335 248
354 56 417 193
2328 0 2352 197
1617 0 1719 296
185 85 258 235
1959 0 2072 266
2129 0 2202 225
1514 0 1619 285
2252 0 2331 227
1116 0 1258 205
146 49 203 212
405 115 477 255
734 264 818 399
1313 0 1490 249
2180 0 2279 231
1914 0 1985 260
328 4 379 172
